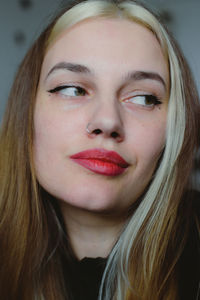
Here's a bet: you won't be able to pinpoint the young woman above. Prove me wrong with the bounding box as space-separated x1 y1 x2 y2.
0 0 199 299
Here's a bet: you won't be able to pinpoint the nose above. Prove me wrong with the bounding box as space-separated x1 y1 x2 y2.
86 100 125 142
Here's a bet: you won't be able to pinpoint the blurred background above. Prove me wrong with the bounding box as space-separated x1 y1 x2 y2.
0 0 200 187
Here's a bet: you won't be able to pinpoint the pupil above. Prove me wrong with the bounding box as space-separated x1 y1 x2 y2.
146 96 153 105
76 87 85 96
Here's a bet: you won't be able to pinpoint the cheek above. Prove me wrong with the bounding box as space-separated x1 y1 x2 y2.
126 120 166 201
128 116 166 168
34 112 58 160
33 104 86 183
33 103 78 153
141 127 165 159
33 105 64 175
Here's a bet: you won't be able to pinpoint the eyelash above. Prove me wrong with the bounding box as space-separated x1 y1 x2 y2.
48 85 162 107
48 85 87 96
124 94 162 107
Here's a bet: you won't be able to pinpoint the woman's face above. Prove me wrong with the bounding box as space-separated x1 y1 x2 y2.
34 18 169 216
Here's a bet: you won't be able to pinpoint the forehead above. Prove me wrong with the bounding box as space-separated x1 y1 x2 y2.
41 18 168 85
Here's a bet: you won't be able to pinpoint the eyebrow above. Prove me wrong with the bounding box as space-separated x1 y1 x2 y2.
45 61 166 90
126 70 166 90
45 62 92 80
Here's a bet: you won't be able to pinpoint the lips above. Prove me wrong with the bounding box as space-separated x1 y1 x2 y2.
70 148 129 176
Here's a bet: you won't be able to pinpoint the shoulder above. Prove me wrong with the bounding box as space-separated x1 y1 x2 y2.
178 190 200 300
183 189 200 208
182 189 200 257
181 189 200 228
189 189 200 209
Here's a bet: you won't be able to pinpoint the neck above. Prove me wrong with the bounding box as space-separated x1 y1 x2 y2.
60 203 126 260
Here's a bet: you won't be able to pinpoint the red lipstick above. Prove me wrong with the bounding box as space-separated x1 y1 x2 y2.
70 148 129 176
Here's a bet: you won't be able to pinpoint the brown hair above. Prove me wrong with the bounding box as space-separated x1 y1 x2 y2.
0 1 199 299
0 16 68 299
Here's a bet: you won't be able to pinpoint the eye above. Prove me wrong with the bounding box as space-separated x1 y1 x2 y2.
125 94 162 107
48 85 87 97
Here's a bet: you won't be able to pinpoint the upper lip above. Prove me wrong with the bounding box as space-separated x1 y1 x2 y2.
70 148 129 168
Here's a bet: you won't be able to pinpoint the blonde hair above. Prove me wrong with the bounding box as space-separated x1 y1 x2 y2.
0 1 199 299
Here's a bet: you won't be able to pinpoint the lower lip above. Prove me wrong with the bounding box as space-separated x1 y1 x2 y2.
71 158 126 176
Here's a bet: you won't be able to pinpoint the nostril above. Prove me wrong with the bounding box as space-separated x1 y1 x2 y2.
111 132 119 138
93 129 102 135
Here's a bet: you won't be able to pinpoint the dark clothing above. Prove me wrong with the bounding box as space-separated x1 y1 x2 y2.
64 256 106 300
63 191 200 300
178 190 200 300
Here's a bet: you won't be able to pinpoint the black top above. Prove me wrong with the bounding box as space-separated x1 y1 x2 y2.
178 191 200 300
62 191 200 300
64 252 199 300
64 256 106 300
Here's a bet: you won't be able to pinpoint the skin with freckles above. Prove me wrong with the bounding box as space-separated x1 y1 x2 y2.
34 18 169 257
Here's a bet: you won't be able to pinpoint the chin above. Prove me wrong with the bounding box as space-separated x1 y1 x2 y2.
59 187 124 215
